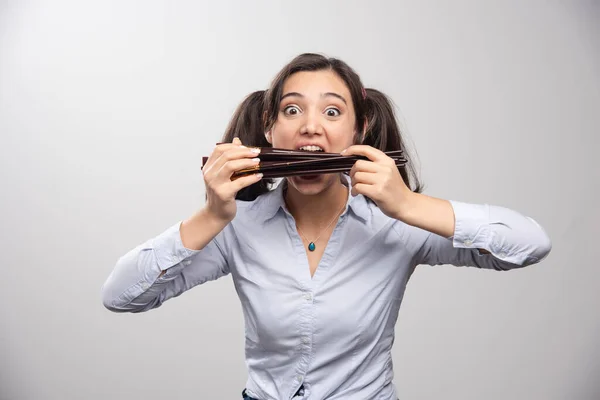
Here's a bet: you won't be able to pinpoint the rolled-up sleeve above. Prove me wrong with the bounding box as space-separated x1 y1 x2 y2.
415 201 552 270
101 221 229 313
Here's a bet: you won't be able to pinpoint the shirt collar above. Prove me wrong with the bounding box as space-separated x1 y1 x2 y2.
251 174 371 224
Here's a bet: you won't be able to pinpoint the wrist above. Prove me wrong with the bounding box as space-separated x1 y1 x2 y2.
393 192 455 238
200 206 232 229
393 190 420 223
180 207 230 251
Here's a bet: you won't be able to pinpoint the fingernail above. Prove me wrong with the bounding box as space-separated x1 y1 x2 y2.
256 173 263 179
250 148 261 153
341 149 347 154
252 158 260 162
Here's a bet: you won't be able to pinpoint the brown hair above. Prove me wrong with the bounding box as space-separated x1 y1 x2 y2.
221 53 423 201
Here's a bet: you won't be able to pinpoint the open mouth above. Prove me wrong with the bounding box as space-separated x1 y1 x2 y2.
296 146 325 179
297 145 325 152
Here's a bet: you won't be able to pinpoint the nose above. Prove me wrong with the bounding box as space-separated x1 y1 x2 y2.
299 109 323 136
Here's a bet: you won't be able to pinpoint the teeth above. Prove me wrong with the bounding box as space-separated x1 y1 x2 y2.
299 145 323 152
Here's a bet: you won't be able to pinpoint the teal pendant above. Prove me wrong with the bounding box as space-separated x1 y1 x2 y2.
308 242 316 251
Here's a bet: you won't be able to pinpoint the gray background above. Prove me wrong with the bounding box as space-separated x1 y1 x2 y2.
1 1 598 399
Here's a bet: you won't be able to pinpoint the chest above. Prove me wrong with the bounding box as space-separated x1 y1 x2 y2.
233 235 414 351
231 215 414 308
300 233 331 277
227 203 419 353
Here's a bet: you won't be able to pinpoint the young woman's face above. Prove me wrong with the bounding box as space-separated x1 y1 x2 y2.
267 69 357 194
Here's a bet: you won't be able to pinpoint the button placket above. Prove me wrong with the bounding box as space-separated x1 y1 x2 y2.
294 287 314 396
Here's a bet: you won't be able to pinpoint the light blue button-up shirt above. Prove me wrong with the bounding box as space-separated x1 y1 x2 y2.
101 177 551 400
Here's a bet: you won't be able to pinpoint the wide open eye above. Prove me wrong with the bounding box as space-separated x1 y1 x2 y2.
283 105 301 116
325 107 341 117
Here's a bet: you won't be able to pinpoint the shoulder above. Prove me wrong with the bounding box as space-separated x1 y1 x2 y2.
213 192 276 249
235 189 274 211
233 187 280 224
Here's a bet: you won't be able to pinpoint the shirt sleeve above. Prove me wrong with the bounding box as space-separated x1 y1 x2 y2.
101 221 230 313
414 200 552 270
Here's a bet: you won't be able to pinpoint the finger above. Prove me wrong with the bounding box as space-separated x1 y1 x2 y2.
349 160 387 181
349 159 382 178
203 141 248 171
205 147 260 177
203 143 241 172
229 172 263 192
232 137 242 145
350 182 373 197
341 145 387 162
351 171 379 185
217 157 261 180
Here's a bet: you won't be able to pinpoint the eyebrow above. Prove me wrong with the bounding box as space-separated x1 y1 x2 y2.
280 92 347 105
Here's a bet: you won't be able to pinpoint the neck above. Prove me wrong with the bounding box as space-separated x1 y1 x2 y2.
284 176 348 232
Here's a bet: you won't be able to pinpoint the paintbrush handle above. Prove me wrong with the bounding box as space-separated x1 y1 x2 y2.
204 149 405 168
236 155 407 174
214 144 403 158
231 160 407 180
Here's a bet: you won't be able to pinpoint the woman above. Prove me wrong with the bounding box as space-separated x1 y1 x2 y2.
101 53 552 400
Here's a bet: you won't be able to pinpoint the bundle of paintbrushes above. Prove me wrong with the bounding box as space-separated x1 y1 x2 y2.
202 146 407 180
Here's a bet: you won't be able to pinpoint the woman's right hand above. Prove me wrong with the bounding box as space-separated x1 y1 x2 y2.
201 137 262 223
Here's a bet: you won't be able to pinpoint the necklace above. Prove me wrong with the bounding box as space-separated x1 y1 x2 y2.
295 203 346 252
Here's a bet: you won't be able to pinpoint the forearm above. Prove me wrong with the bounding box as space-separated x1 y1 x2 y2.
394 192 455 238
101 223 194 312
408 196 552 268
150 208 229 279
180 207 230 251
102 213 231 312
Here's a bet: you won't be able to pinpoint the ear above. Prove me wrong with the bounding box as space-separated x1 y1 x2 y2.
265 130 272 144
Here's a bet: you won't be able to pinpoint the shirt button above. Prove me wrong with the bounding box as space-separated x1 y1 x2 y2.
296 375 303 382
302 337 310 344
303 293 313 301
184 260 191 266
464 239 473 246
499 252 507 258
141 282 150 290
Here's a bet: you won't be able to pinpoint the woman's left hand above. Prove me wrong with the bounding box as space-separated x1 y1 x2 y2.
342 145 413 220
